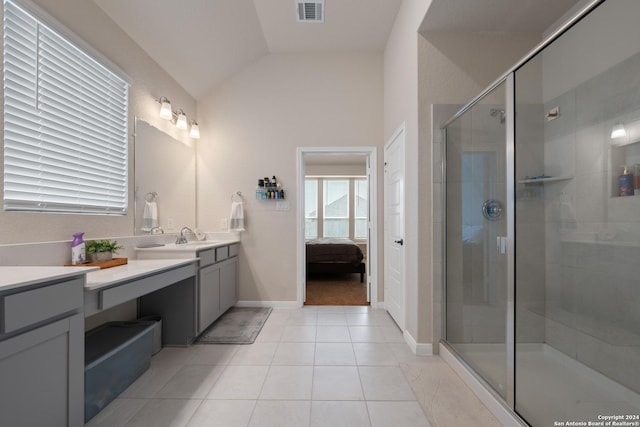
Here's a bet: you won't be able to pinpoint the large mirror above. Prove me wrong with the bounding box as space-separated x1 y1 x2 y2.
134 118 196 234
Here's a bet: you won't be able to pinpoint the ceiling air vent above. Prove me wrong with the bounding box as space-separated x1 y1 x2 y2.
296 0 324 23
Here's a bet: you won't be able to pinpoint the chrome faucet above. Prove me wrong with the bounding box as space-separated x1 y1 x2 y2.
150 226 164 235
175 226 193 244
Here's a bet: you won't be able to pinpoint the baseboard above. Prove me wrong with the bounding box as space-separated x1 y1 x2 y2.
440 343 525 427
235 300 299 309
374 300 385 309
403 330 433 356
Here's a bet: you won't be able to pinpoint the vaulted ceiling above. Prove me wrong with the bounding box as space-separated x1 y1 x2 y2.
93 0 582 100
93 0 402 99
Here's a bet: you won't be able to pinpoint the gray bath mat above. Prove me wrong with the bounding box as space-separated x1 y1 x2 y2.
196 307 272 344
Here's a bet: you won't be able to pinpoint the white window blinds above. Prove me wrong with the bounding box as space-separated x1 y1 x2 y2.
3 0 129 214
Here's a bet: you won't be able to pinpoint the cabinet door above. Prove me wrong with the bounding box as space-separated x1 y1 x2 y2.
0 314 84 427
199 263 221 333
220 258 238 314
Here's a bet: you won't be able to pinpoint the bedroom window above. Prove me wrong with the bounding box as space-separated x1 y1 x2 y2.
323 179 349 238
305 179 318 238
354 178 367 239
3 0 130 215
305 177 367 241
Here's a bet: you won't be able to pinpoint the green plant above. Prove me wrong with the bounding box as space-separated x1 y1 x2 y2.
86 239 124 254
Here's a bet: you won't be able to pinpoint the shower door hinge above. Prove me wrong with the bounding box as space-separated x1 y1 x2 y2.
497 236 507 254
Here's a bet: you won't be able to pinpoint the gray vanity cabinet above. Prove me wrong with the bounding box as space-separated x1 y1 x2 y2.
197 244 239 334
198 262 222 333
0 276 85 427
219 257 238 314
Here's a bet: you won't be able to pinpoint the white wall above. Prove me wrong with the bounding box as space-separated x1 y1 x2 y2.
383 0 431 346
305 163 366 176
0 0 195 245
196 52 383 302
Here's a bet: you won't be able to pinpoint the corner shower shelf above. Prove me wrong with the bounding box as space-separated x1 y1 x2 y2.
518 175 573 184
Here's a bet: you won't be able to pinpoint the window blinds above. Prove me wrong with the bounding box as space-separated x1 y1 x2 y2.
3 0 129 214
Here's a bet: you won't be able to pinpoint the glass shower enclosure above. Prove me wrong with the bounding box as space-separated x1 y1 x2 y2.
442 1 640 425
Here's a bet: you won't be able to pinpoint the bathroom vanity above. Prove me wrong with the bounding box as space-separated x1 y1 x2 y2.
0 267 94 427
0 238 240 426
135 240 239 335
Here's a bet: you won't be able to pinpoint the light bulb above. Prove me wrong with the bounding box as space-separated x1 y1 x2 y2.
176 111 188 130
611 122 627 139
159 99 172 120
190 122 200 139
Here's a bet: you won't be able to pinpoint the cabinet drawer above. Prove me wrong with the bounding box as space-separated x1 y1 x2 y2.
229 243 239 257
198 248 216 267
216 246 229 262
1 278 83 334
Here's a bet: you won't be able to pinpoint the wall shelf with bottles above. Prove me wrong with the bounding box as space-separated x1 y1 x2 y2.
256 176 285 200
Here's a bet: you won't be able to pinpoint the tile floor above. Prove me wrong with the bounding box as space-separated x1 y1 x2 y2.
87 306 500 427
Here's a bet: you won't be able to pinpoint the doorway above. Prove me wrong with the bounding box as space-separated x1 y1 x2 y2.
296 147 378 308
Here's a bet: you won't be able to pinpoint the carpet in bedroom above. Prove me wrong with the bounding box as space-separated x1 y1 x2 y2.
305 273 369 306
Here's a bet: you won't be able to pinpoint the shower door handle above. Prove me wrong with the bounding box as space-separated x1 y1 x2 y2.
496 236 507 254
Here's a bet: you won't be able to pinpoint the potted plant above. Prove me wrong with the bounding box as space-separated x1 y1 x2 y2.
86 239 124 263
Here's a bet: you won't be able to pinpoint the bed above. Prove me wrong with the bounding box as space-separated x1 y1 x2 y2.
306 238 366 283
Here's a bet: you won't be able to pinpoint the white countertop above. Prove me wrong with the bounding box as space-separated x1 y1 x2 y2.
85 258 197 291
134 239 239 254
0 266 99 293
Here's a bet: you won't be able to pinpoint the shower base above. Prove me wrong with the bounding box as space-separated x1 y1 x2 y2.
441 343 640 427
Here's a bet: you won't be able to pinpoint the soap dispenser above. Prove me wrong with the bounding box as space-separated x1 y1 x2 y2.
71 232 86 264
618 166 634 197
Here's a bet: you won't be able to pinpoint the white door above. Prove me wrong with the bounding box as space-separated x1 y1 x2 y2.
384 126 405 329
366 155 372 302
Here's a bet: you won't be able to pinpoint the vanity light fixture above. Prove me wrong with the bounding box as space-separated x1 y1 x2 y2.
611 122 627 139
159 97 173 120
189 120 201 139
176 110 188 130
155 96 201 139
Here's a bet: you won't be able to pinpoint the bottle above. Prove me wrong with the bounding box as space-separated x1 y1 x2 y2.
279 189 285 199
255 186 261 200
634 164 640 195
619 166 634 197
71 232 86 264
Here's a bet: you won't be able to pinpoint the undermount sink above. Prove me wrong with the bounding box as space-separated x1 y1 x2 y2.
135 240 233 260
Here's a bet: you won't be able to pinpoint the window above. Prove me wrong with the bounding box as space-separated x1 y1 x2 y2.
305 177 368 240
305 179 318 238
3 0 130 214
323 179 349 238
354 178 368 239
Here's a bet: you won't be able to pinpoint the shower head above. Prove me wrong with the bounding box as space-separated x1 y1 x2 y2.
490 108 506 124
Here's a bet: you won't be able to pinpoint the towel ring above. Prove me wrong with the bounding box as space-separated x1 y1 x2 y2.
231 191 243 202
145 191 158 202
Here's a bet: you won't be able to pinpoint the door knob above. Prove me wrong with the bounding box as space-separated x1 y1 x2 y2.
394 238 404 246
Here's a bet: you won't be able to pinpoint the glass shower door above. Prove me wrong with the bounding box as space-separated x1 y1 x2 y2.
445 82 508 397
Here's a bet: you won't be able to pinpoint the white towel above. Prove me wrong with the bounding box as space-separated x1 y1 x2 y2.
141 200 158 231
229 201 245 231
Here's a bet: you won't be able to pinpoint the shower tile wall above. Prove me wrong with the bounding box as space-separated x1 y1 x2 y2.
541 50 640 393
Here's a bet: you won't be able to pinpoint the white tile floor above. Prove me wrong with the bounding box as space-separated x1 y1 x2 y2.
87 306 500 427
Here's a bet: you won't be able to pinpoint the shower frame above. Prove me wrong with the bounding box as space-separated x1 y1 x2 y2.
438 0 606 422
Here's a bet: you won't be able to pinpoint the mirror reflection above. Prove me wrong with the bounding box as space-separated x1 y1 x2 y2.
134 118 196 234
